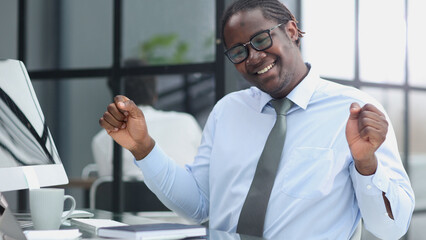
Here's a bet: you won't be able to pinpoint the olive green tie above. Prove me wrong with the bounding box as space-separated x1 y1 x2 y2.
237 98 293 237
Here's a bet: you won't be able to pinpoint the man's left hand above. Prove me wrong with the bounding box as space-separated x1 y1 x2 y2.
346 103 388 175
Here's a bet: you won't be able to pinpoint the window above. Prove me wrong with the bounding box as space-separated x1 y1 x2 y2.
123 0 216 65
7 0 225 212
302 0 426 238
301 0 355 80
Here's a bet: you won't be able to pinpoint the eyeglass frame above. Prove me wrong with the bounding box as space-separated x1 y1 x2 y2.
224 23 284 64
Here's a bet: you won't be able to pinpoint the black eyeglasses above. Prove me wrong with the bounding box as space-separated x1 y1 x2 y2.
224 23 283 64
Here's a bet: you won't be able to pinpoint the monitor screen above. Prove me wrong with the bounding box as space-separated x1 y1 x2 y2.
0 59 68 192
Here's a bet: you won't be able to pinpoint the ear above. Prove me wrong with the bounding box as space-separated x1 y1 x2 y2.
285 21 299 43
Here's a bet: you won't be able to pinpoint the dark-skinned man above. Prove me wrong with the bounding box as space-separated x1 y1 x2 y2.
99 1 414 239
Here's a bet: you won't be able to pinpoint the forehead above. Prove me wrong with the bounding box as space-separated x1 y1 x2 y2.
224 8 277 47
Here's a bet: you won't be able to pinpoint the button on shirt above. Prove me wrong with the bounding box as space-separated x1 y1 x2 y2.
135 65 414 239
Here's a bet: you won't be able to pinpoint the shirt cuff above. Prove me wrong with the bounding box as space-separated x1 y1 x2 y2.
133 143 170 179
350 159 390 196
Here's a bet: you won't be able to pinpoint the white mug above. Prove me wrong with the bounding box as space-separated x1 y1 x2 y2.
29 188 76 230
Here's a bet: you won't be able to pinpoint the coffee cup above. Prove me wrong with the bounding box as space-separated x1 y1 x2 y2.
29 188 76 230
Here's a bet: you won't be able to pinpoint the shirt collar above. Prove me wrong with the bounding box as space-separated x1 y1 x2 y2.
286 63 318 110
258 90 273 112
257 63 319 112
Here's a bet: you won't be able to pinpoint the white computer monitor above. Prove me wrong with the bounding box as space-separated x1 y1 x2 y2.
0 59 68 192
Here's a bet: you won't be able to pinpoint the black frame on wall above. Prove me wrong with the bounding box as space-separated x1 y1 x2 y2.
16 0 226 212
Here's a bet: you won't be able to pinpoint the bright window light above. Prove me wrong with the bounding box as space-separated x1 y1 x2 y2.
359 0 406 84
301 0 355 80
408 0 426 87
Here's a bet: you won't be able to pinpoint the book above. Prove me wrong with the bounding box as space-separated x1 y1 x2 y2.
97 223 206 240
70 218 128 232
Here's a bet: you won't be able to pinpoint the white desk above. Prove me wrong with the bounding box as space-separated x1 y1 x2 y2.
18 209 264 240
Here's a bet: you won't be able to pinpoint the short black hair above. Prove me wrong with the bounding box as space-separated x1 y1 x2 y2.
108 59 157 106
221 0 305 47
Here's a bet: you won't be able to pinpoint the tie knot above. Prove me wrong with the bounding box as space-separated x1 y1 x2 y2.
271 98 293 115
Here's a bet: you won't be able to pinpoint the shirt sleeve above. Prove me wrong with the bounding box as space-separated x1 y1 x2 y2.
350 126 415 239
133 144 208 223
133 109 217 224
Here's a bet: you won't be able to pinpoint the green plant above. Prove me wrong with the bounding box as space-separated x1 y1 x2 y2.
203 33 216 62
139 33 189 65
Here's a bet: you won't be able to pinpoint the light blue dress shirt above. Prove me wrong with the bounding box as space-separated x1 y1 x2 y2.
135 65 414 239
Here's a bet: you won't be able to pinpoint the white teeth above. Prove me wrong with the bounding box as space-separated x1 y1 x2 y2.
257 62 275 74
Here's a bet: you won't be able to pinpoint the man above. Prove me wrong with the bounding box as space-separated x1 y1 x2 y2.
93 59 202 177
99 0 414 239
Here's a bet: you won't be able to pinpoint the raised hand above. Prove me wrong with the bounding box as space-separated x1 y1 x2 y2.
345 103 388 175
99 95 155 160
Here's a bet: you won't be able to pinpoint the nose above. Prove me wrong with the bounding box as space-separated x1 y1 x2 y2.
245 46 267 66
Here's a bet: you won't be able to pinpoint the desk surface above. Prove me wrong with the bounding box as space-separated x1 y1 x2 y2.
66 209 264 240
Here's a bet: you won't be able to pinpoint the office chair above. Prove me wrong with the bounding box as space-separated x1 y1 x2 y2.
89 176 170 212
81 163 99 179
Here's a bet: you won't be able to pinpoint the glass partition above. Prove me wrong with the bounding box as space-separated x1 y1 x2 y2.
57 0 113 69
122 0 216 65
0 0 18 60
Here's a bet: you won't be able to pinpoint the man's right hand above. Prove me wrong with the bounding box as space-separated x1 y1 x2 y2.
99 95 155 160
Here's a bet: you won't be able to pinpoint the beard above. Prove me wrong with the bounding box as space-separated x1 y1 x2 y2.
265 70 295 99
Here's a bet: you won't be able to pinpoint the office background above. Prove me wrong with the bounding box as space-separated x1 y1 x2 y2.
0 0 425 239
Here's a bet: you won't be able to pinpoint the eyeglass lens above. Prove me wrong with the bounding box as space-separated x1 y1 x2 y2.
227 31 272 63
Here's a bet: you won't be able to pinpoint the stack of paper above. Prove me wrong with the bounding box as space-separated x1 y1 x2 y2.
24 229 81 240
70 218 128 232
97 223 206 240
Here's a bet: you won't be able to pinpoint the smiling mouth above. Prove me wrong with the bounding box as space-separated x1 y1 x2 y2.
256 62 276 75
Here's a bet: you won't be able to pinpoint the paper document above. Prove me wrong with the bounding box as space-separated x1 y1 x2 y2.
70 218 128 232
97 223 206 240
24 229 81 240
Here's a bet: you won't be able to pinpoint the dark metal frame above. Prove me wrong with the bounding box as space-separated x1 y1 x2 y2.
15 0 225 213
